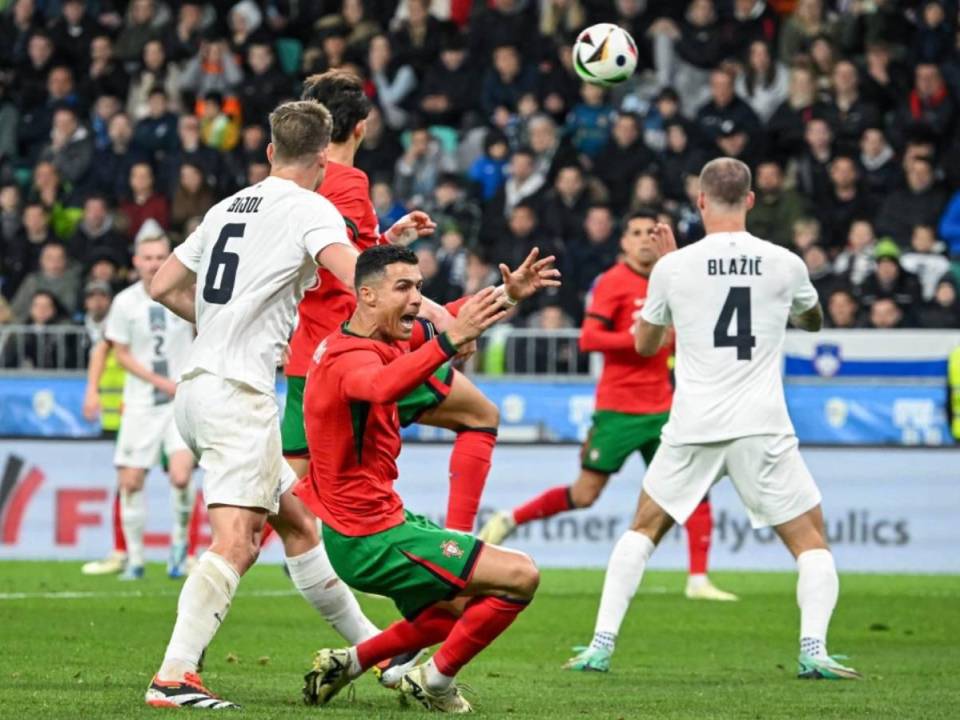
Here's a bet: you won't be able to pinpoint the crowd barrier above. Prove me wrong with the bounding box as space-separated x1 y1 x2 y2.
1 442 956 572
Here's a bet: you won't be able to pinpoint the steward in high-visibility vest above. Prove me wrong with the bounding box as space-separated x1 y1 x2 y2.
99 348 125 433
948 346 960 441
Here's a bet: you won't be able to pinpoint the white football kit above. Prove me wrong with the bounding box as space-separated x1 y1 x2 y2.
104 282 194 468
173 176 349 513
640 231 822 528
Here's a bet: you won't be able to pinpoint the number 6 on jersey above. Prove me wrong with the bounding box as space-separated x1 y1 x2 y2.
203 224 245 304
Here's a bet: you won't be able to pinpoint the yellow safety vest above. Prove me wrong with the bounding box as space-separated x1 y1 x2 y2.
99 349 125 432
949 347 960 441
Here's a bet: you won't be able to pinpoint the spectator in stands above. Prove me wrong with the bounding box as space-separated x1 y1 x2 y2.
818 155 875 251
802 244 839 300
114 0 164 64
435 227 468 297
19 65 79 166
163 0 205 63
675 173 705 245
792 116 834 203
417 33 477 128
659 119 704 202
919 278 960 328
239 41 291 128
697 67 761 144
767 64 818 158
565 205 618 317
860 40 911 116
747 159 809 250
181 36 244 98
868 297 906 329
489 146 545 220
628 173 662 214
368 34 417 131
875 155 947 247
650 0 724 114
3 289 79 368
825 287 863 329
565 82 615 160
227 0 263 57
592 112 657 214
39 105 94 187
527 113 579 186
822 59 880 155
0 183 23 266
470 0 538 64
0 0 39 70
199 91 240 152
482 43 538 122
896 62 955 141
91 112 147 201
67 195 125 268
13 31 56 114
126 40 184 121
859 126 898 204
392 0 451 74
540 165 591 245
29 161 81 240
492 201 557 274
424 173 481 249
354 105 402 184
5 202 54 296
394 125 455 207
170 162 215 238
83 35 129 103
371 181 407 231
81 279 112 349
510 302 584 374
467 130 510 202
736 40 789 124
900 224 951 301
10 241 80 321
791 217 821 253
89 94 122 153
120 162 169 240
858 238 924 323
833 220 878 289
133 88 180 162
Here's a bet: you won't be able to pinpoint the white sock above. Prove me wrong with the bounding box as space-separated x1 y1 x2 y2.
422 657 455 692
686 573 708 590
797 548 838 660
593 530 656 645
159 552 240 680
120 488 146 568
286 543 379 644
169 483 196 548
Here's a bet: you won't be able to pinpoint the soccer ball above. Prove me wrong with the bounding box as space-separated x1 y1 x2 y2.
572 23 638 87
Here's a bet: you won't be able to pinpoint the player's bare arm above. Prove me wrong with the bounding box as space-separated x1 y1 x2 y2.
317 240 360 288
791 303 824 332
150 255 197 323
112 341 178 397
633 317 668 356
82 339 110 420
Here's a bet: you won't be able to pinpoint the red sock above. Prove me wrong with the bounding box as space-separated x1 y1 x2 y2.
512 486 573 525
356 607 458 670
112 491 126 553
260 521 276 548
684 499 712 575
187 491 203 557
446 430 496 532
432 596 528 677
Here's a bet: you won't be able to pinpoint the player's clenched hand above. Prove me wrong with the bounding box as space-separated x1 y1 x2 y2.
82 388 100 421
652 222 678 259
156 377 178 398
445 287 509 347
387 211 437 245
499 247 562 303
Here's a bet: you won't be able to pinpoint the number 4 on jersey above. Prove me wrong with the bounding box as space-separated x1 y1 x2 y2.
203 223 244 304
713 287 756 360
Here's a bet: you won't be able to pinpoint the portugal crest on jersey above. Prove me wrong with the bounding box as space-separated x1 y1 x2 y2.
440 540 464 558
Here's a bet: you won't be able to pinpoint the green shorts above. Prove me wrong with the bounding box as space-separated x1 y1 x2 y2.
323 510 483 620
281 375 308 457
397 363 454 427
580 410 669 475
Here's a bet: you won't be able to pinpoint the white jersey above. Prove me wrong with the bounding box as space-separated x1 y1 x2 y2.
174 175 349 395
641 231 818 444
104 282 194 408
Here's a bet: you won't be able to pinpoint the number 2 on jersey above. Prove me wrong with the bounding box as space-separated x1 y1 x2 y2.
203 223 244 304
713 287 756 360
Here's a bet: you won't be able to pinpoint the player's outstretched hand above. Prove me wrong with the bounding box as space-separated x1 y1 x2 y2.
446 287 509 347
652 222 678 259
499 247 562 303
387 211 437 246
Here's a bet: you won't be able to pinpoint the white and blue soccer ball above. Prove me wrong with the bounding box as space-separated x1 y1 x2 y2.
572 23 639 87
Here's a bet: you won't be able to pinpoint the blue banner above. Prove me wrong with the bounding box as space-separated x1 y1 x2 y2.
0 375 952 446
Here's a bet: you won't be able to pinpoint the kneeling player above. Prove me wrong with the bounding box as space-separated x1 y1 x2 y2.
566 159 860 679
299 247 541 712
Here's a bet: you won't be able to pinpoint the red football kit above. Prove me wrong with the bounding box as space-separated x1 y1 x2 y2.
285 161 389 377
579 261 673 415
295 325 459 536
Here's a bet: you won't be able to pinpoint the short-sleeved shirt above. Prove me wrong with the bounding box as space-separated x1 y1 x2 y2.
641 231 818 444
584 262 673 414
285 161 386 377
174 176 350 395
104 282 194 408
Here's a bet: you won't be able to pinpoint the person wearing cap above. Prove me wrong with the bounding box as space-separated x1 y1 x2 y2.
856 237 924 323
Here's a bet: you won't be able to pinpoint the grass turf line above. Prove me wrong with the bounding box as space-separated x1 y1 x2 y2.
1 562 958 718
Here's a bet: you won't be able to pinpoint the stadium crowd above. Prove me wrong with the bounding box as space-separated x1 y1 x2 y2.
2 0 960 369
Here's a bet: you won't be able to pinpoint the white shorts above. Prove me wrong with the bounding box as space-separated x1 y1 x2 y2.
644 434 822 529
174 371 297 515
114 403 190 469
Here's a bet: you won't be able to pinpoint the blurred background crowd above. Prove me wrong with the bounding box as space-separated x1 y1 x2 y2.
2 0 960 370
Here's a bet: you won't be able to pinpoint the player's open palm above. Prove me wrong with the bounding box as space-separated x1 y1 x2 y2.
652 222 678 259
447 287 509 346
499 247 562 302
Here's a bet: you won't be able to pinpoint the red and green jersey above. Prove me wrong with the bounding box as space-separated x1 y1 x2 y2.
295 324 459 536
579 262 673 415
285 161 387 377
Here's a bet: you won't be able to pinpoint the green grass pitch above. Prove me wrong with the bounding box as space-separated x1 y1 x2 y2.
2 562 959 718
